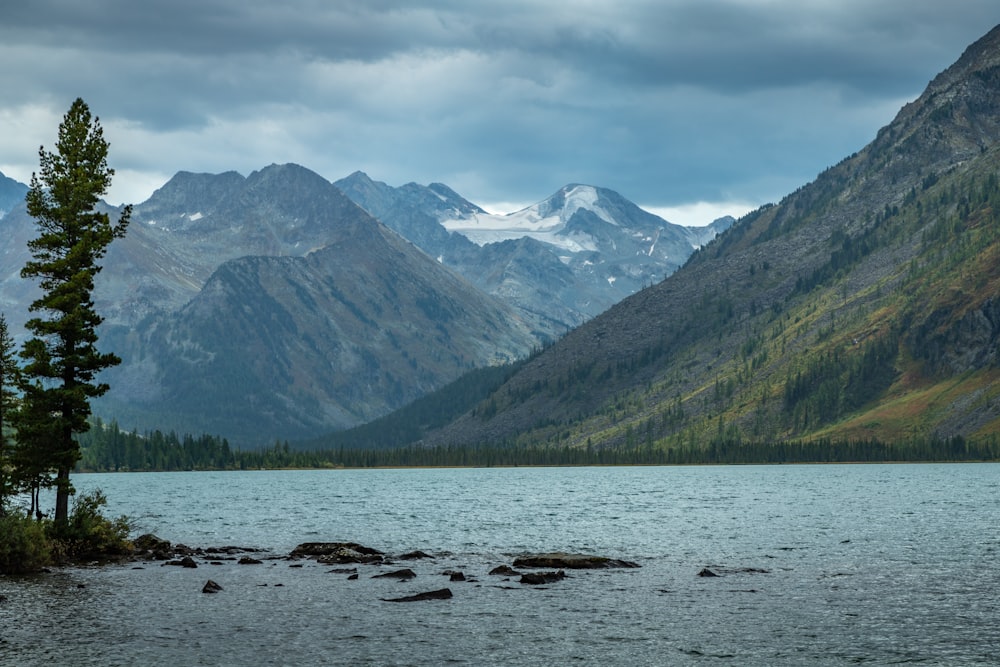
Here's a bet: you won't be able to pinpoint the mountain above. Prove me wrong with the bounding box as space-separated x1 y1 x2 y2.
2 157 731 446
0 171 27 218
375 24 1000 454
336 172 732 334
88 164 538 443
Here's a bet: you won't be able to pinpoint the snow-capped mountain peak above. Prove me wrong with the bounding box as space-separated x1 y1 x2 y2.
441 184 618 251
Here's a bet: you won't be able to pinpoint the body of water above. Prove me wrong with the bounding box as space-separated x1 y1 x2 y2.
1 464 998 665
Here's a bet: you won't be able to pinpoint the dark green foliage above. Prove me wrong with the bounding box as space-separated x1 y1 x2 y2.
0 490 133 573
77 420 234 471
783 332 900 429
77 425 1000 471
51 489 133 562
0 313 20 513
0 512 52 574
16 98 130 523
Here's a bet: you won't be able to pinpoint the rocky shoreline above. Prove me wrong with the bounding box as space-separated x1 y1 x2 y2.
125 534 645 601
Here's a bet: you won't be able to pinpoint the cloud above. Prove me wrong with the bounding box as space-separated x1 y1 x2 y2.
1 0 997 220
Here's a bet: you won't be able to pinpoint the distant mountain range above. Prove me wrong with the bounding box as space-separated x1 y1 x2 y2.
336 173 731 331
0 162 723 444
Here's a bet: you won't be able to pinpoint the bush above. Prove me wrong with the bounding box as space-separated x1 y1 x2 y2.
0 512 52 574
52 489 134 562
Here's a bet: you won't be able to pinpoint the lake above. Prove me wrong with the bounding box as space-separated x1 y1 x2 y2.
1 464 998 665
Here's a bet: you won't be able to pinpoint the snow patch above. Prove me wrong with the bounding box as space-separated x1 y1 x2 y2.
441 185 611 252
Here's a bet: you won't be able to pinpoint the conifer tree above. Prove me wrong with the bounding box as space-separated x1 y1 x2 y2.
0 313 20 514
17 98 131 525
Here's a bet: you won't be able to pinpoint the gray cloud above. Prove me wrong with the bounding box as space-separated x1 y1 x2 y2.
1 0 997 219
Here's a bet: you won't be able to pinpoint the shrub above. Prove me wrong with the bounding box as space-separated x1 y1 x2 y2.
51 489 134 562
0 512 52 574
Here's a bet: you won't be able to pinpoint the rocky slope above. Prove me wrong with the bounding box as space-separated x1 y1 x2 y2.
410 24 1000 452
91 166 538 442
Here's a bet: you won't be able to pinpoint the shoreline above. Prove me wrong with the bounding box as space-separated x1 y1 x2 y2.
73 458 1000 474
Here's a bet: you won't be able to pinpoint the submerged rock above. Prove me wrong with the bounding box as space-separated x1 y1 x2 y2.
238 557 263 565
513 553 640 569
489 565 521 577
519 570 567 585
383 588 453 602
697 568 719 577
398 550 433 560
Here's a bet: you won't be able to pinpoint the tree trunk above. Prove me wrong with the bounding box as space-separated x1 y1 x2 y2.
54 467 70 525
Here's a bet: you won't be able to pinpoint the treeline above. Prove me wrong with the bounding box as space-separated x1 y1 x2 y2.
77 420 1000 471
76 419 237 471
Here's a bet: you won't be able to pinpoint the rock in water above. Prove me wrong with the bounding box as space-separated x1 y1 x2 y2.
372 568 417 580
202 580 224 594
513 552 640 569
519 571 567 585
290 542 385 564
382 588 453 602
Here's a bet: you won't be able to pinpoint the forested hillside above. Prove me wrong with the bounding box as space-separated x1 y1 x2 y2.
373 24 1000 459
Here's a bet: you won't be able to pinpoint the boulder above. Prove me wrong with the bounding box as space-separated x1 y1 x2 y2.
290 542 385 564
202 580 223 594
372 568 416 580
133 534 172 560
133 534 171 552
238 557 262 565
163 556 198 568
383 588 453 602
512 553 640 569
398 550 433 560
697 568 719 577
489 565 521 577
519 570 566 585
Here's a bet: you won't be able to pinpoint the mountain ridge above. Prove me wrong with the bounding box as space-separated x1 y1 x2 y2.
95 171 540 442
336 172 732 333
385 23 1000 453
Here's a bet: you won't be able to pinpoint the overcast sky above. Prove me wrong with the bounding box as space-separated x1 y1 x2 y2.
1 2 997 225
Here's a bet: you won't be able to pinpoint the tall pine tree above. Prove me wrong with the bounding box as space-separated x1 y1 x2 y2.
0 313 20 515
18 98 131 525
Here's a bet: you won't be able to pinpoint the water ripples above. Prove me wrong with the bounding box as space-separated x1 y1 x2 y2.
2 463 998 665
